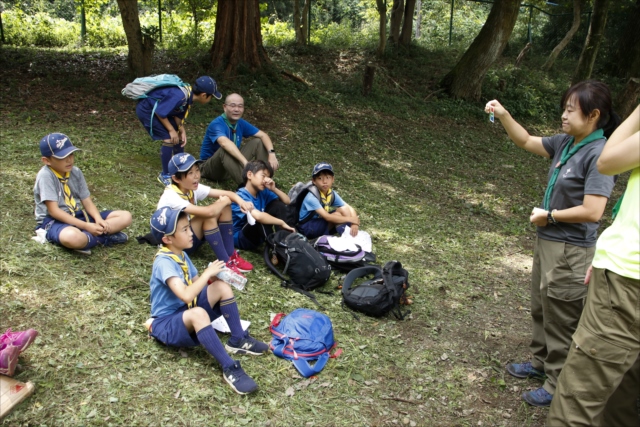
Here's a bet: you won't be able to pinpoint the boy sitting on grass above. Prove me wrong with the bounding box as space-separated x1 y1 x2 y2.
34 133 132 255
157 153 254 275
232 161 294 250
298 162 360 239
148 206 268 395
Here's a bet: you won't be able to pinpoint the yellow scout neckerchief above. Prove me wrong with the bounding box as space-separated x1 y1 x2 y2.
154 247 197 308
320 188 333 212
170 184 195 218
49 167 89 222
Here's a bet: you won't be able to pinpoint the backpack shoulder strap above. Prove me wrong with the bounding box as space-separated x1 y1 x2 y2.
342 265 382 293
382 261 411 320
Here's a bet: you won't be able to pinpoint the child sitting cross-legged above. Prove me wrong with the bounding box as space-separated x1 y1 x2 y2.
232 160 295 250
298 162 360 240
148 206 268 395
157 153 254 275
34 133 132 255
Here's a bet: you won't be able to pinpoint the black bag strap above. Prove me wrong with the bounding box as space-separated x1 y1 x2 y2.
341 265 382 294
382 261 411 320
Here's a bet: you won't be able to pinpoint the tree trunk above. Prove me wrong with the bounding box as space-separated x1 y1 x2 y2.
389 0 404 44
606 0 640 79
363 65 375 96
572 0 610 84
117 0 154 77
376 0 387 57
440 0 520 101
542 0 581 71
415 0 422 39
293 0 310 45
210 0 271 76
615 78 640 120
187 0 199 44
399 0 417 46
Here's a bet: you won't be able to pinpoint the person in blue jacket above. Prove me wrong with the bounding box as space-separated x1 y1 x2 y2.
136 76 221 186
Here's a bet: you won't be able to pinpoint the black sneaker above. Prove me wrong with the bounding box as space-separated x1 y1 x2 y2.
103 232 129 246
506 361 545 380
225 335 269 356
223 361 258 395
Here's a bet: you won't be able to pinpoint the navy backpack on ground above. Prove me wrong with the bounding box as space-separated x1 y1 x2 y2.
341 261 411 320
264 230 332 306
270 308 342 377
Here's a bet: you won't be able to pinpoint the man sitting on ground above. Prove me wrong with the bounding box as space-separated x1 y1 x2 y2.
199 93 279 185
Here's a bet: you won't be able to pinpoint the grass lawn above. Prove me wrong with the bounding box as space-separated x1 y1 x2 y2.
0 45 625 426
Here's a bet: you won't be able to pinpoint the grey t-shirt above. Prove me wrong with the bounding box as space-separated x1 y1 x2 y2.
34 166 90 224
537 134 615 247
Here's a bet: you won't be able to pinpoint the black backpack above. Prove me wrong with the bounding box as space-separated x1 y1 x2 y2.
264 230 332 306
341 261 411 319
284 182 335 228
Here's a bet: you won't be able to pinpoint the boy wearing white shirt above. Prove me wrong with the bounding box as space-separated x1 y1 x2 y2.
157 153 254 274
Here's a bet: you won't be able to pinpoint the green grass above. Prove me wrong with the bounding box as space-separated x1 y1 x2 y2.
0 45 626 427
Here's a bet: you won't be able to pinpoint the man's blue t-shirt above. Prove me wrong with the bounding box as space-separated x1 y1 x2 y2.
232 187 278 244
149 252 198 318
200 116 259 160
299 190 345 221
136 87 193 140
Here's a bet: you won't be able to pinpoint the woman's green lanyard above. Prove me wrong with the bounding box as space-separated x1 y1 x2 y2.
542 129 604 211
222 113 239 148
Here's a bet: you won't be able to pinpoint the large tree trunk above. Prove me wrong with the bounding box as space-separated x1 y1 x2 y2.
376 0 387 57
399 0 417 46
615 78 640 120
389 0 404 44
542 0 581 71
572 0 610 83
293 0 310 45
210 0 270 76
606 0 640 79
440 0 520 101
117 0 154 77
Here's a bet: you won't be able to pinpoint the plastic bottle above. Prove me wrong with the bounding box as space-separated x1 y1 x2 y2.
212 264 247 291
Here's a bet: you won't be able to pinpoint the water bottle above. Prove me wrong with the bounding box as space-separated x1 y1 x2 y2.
213 264 247 291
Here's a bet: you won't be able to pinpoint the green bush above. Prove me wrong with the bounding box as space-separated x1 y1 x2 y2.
86 15 127 48
263 21 295 46
4 10 78 47
311 21 377 49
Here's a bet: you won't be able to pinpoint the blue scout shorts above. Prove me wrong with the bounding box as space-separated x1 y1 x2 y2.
149 285 222 348
37 210 113 245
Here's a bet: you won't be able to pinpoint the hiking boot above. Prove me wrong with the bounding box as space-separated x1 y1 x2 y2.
230 251 253 273
102 232 129 246
0 328 39 353
0 345 20 376
522 387 553 407
157 172 172 187
223 361 258 395
73 248 92 255
225 334 269 356
506 361 545 379
225 259 246 279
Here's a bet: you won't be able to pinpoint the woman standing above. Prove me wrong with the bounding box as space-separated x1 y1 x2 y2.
485 80 620 407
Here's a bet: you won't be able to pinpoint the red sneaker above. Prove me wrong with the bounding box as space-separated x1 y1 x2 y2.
0 328 39 353
230 251 253 273
225 259 247 278
0 345 20 376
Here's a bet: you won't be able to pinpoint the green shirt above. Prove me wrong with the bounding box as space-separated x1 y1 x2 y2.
593 167 640 279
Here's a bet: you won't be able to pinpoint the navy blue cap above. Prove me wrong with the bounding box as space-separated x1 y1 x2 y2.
39 133 81 159
312 162 334 178
168 153 203 176
150 206 186 242
194 76 222 99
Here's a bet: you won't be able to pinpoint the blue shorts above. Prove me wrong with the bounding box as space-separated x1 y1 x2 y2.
149 285 222 348
298 218 333 240
184 226 204 256
36 210 113 245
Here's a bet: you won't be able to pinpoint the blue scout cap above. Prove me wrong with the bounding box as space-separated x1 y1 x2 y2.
194 76 222 100
312 162 334 178
39 133 81 159
150 206 186 242
168 153 203 176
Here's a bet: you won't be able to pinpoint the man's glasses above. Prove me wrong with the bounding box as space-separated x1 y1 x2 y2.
225 104 244 109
